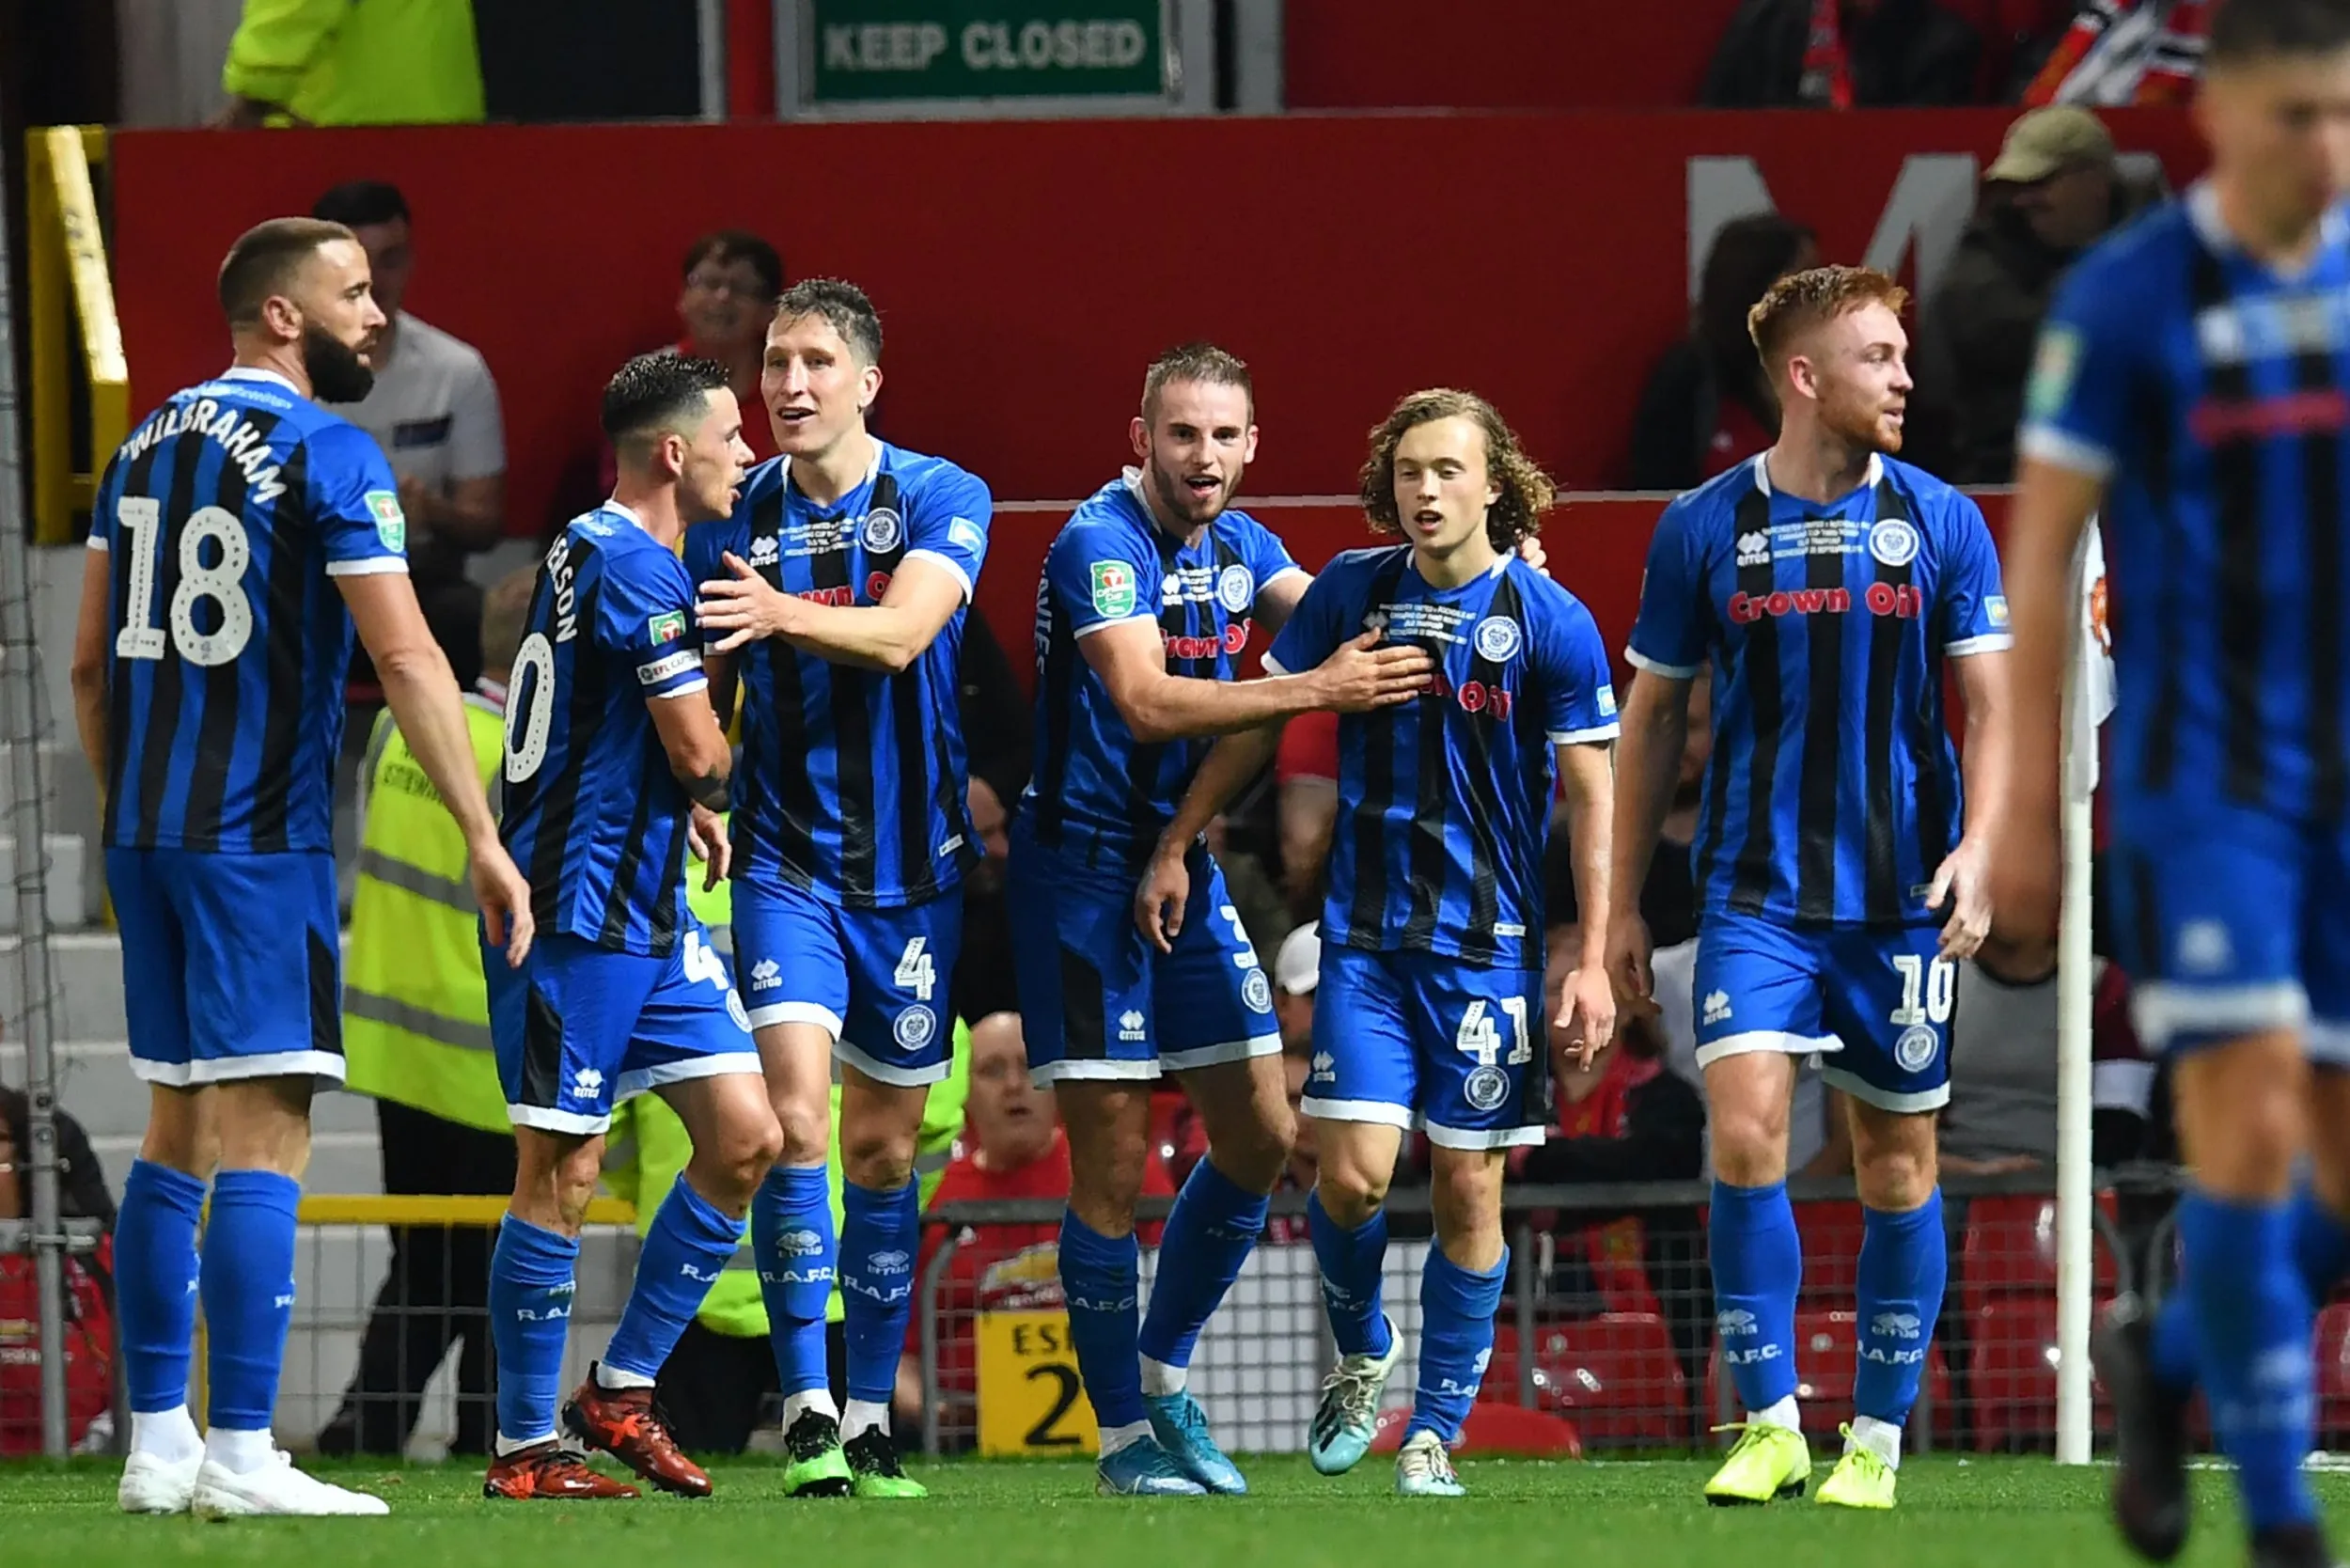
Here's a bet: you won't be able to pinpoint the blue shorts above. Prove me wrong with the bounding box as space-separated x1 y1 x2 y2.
1691 912 1950 1114
2107 803 2350 1060
108 847 344 1087
1303 944 1549 1151
729 875 961 1086
483 925 759 1136
1008 826 1280 1087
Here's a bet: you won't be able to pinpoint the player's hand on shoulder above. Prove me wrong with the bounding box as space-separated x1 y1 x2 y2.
1135 842 1192 954
470 839 535 968
1309 630 1433 713
688 805 731 891
1516 534 1549 578
1930 835 1994 961
1554 965 1618 1071
695 553 794 653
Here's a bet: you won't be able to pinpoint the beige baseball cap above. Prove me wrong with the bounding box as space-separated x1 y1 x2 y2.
1986 106 2117 185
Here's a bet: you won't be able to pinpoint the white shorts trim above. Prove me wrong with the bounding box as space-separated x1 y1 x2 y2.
1424 1120 1548 1152
901 548 975 602
86 533 107 552
616 1053 765 1102
1073 614 1158 640
2017 424 2116 481
324 557 409 577
1692 1029 1835 1071
1299 1096 1415 1129
2133 981 2308 1048
2306 1020 2350 1066
509 1104 610 1136
749 1000 844 1037
1945 635 2013 657
1624 648 1700 680
1260 651 1292 675
1550 724 1621 745
2092 1056 2158 1111
1162 1033 1282 1074
1032 1058 1162 1089
837 1037 952 1089
132 1050 347 1088
1817 1066 1949 1116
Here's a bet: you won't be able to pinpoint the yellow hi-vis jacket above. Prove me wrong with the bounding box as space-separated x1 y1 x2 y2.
221 0 484 126
341 687 509 1133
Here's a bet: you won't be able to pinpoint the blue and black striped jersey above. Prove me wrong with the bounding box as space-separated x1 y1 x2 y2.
683 442 993 909
1022 472 1308 870
1627 452 2009 930
500 506 709 956
2021 184 2350 827
1266 547 1618 971
90 366 406 855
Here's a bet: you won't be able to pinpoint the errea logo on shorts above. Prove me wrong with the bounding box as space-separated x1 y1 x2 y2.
570 1068 604 1100
1117 1010 1148 1043
1702 990 1732 1027
2178 920 2234 976
749 958 781 993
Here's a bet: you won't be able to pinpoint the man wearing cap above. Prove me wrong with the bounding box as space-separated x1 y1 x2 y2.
1931 104 2138 483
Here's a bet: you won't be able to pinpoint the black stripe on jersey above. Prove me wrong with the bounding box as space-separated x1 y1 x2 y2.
1793 509 1847 924
1864 479 1915 925
131 431 205 847
307 927 342 1058
1032 565 1078 851
748 491 822 880
2294 345 2348 818
1058 944 1110 1061
1402 697 1452 949
815 525 881 899
2127 853 2163 983
645 779 686 958
868 476 937 898
1452 573 1520 965
1726 485 1782 916
599 753 660 949
1120 532 1189 856
521 985 566 1110
923 671 974 895
1343 554 1415 945
524 558 602 930
245 416 306 851
102 443 163 846
182 416 283 848
2190 247 2268 806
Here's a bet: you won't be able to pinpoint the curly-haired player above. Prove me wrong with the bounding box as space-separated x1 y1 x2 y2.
1140 387 1620 1497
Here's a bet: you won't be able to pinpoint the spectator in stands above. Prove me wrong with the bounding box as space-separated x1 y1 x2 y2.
217 0 483 127
0 1082 118 1454
317 571 529 1458
915 1014 1173 1447
1627 217 1818 492
2022 0 2207 106
1702 0 1982 107
312 180 507 688
1274 713 1339 921
1930 108 2131 484
950 611 1034 1027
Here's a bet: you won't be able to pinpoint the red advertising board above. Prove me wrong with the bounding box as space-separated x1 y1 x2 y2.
109 114 2190 536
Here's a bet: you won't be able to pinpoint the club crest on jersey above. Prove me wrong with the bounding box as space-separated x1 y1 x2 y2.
1465 1064 1511 1112
1869 518 1919 568
1091 559 1137 619
1217 564 1255 614
1242 967 1273 1013
1894 1025 1939 1074
1473 616 1522 663
365 490 406 552
894 1005 938 1049
648 610 688 645
861 505 903 554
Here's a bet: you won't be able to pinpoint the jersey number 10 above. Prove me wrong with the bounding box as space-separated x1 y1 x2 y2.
113 499 255 667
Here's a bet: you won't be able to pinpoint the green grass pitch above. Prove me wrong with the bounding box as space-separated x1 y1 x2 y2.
5 1455 2345 1568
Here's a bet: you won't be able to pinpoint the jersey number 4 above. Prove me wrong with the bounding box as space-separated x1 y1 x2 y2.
894 937 937 1002
113 499 254 667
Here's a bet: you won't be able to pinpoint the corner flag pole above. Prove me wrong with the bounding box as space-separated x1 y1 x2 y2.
2054 519 2105 1466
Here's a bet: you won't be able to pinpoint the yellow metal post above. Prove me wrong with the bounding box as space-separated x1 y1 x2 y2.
24 126 126 545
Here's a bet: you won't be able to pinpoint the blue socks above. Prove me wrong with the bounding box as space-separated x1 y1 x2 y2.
2152 1179 2350 1396
840 1177 922 1406
116 1159 206 1416
1138 1157 1267 1375
753 1164 836 1396
199 1168 301 1433
1710 1179 1802 1415
603 1175 744 1383
1853 1190 1947 1427
1308 1190 1393 1358
1058 1210 1146 1431
2178 1188 2318 1532
1405 1243 1507 1447
489 1214 579 1446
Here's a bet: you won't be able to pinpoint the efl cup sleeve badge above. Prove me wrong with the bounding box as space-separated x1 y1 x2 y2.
648 611 688 645
1473 616 1522 663
1869 518 1920 569
2026 324 2081 422
860 505 903 554
1216 564 1255 615
365 490 406 553
1090 559 1137 619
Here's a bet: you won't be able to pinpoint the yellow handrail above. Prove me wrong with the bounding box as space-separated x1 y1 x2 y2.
295 1195 640 1226
25 125 127 546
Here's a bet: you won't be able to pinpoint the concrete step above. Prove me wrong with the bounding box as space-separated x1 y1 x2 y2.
0 745 106 922
0 932 128 1042
0 834 89 930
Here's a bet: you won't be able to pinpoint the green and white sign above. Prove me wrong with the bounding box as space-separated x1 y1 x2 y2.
810 1 1167 102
